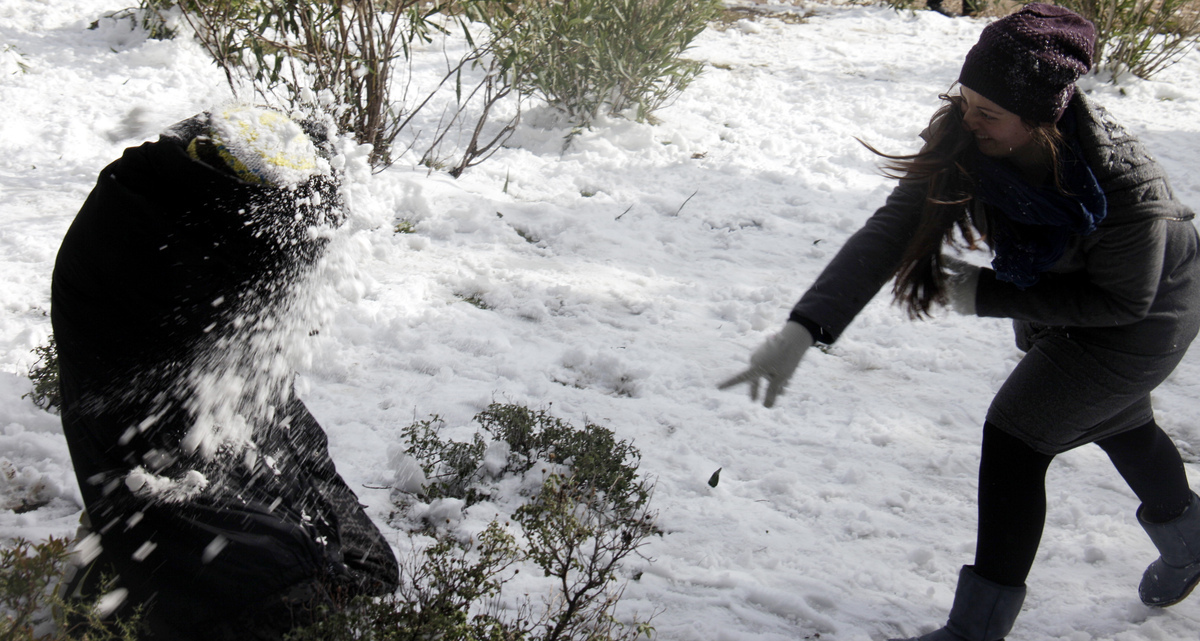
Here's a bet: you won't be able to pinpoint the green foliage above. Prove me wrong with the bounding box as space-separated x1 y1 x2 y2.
101 4 178 40
514 474 656 641
23 337 59 413
484 0 723 127
475 404 648 514
388 404 657 641
0 537 62 640
0 537 141 641
1054 0 1200 78
285 522 527 641
404 404 648 512
2 45 32 74
143 0 719 171
401 416 490 504
457 294 493 310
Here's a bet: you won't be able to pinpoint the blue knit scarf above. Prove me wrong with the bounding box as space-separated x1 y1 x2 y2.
968 108 1107 288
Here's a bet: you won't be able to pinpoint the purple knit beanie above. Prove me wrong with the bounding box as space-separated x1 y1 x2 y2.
958 3 1095 123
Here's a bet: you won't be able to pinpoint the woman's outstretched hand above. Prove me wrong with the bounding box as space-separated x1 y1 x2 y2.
718 322 815 408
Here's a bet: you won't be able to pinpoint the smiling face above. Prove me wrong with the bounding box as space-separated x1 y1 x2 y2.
959 85 1037 160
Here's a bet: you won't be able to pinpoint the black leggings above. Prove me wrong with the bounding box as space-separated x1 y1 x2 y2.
973 420 1192 587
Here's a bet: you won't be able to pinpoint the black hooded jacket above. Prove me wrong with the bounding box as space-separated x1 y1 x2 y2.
51 116 396 639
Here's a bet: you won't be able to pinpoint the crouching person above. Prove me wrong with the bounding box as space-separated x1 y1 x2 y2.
51 105 399 640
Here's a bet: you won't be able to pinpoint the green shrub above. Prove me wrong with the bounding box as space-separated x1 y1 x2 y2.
23 337 59 413
285 522 527 641
401 415 491 504
1054 0 1200 78
0 537 141 641
515 474 657 641
474 404 648 514
403 403 649 514
485 0 722 127
386 403 657 641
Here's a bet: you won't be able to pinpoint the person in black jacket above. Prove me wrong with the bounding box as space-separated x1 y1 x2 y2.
721 6 1200 641
52 105 398 640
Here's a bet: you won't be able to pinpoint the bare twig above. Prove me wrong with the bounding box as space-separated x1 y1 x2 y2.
673 190 698 216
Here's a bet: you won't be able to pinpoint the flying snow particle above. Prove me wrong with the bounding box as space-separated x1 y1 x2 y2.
94 588 128 619
132 541 157 562
202 535 228 563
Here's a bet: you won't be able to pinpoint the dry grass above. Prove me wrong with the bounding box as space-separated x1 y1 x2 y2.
713 4 815 27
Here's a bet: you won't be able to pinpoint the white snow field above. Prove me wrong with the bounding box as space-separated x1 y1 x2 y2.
3 1 1200 639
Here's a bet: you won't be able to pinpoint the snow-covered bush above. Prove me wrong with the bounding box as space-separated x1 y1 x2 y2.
377 403 658 641
397 403 649 515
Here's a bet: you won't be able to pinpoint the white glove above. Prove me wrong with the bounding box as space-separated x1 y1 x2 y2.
718 322 814 408
942 254 981 316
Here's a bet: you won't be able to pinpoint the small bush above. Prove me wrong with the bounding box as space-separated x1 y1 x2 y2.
150 0 521 172
0 536 141 641
1055 0 1200 78
285 521 527 641
474 404 648 514
23 337 59 413
515 474 657 641
386 403 657 641
402 403 648 513
401 416 491 504
485 0 722 127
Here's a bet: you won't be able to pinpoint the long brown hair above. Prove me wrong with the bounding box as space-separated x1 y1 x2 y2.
864 92 1065 318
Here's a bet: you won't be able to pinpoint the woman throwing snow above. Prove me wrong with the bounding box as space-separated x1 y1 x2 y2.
720 5 1200 640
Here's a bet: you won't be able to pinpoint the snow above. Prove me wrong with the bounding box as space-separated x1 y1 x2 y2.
207 103 324 187
3 1 1200 639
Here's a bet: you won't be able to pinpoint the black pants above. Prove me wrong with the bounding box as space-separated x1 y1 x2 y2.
974 420 1193 587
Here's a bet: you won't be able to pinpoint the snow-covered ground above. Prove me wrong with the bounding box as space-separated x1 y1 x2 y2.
4 1 1200 639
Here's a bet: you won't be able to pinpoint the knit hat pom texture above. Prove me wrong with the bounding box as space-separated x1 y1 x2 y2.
958 3 1096 123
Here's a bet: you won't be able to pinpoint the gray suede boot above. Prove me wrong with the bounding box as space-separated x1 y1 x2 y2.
1138 491 1200 607
890 566 1026 641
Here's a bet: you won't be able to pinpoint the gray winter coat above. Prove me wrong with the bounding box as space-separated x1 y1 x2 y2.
790 92 1200 453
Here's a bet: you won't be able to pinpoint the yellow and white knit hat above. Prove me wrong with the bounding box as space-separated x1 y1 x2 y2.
207 105 320 188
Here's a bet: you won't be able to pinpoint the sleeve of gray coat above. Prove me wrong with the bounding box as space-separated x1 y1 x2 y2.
789 177 927 343
975 213 1168 327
